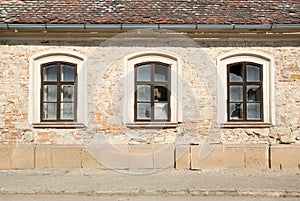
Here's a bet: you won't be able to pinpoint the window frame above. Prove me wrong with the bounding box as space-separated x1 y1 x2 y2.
134 62 171 122
124 52 180 128
217 51 275 128
227 62 263 122
40 62 78 122
29 50 87 128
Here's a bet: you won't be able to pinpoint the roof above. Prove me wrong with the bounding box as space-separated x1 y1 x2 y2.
0 0 299 25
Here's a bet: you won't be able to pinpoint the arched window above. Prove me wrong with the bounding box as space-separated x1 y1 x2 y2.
124 52 180 128
29 50 86 128
217 51 275 127
134 62 171 122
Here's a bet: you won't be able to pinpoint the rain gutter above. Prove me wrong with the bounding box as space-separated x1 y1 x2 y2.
0 23 299 32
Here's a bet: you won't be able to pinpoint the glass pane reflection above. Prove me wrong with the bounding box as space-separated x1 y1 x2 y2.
137 85 151 101
43 85 57 102
137 65 151 81
154 103 168 120
61 103 74 119
62 65 75 81
61 85 74 102
43 103 57 120
247 64 260 81
230 86 243 101
137 103 151 119
154 64 168 81
44 65 57 81
247 103 261 119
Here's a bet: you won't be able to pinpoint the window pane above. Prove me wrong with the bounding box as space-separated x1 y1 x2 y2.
61 64 75 81
61 85 75 102
154 85 168 101
61 103 74 120
247 85 261 101
43 85 57 102
154 64 168 81
43 103 57 120
230 86 243 101
137 103 151 119
137 64 151 81
247 64 261 81
229 64 243 82
154 103 168 120
43 65 57 81
230 103 243 120
247 103 261 119
137 85 151 101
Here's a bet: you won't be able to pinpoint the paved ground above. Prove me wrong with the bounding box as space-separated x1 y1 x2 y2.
1 195 300 201
0 169 299 198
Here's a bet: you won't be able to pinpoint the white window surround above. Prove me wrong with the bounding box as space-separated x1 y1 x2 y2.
29 49 87 128
217 50 275 128
123 51 182 128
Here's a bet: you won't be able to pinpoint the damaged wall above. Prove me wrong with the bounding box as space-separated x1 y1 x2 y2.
0 31 300 152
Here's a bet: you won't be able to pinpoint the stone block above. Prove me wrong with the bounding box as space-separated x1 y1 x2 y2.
11 145 34 169
35 145 52 169
0 145 11 170
175 145 190 169
129 144 153 169
191 144 224 169
224 145 245 168
52 146 82 169
153 144 174 169
85 144 129 170
82 149 107 170
271 145 300 170
245 144 269 169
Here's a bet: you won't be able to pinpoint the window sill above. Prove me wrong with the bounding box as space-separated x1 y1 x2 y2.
126 122 178 129
221 122 272 128
32 122 86 129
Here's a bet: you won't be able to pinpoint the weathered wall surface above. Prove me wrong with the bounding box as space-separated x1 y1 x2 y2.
0 35 299 170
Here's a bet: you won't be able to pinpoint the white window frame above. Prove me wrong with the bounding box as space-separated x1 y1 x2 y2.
29 49 87 128
124 51 181 128
217 50 275 128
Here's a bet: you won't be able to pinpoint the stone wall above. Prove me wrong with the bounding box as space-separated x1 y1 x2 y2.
0 33 299 170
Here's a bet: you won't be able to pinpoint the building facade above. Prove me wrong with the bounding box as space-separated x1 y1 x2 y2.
0 0 300 171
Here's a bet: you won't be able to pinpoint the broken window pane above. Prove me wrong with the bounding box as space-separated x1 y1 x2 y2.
230 86 243 101
154 103 168 120
61 85 74 102
137 64 151 81
154 85 168 101
247 85 261 101
247 103 260 119
230 103 243 120
43 85 57 102
61 103 74 119
247 64 260 81
44 65 57 81
229 64 243 82
154 64 168 81
137 103 151 119
61 65 75 81
137 85 151 101
43 103 57 120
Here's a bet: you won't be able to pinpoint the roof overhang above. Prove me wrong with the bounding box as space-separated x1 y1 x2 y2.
1 23 300 41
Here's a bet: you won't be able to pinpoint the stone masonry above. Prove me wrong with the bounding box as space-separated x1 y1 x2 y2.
0 32 299 170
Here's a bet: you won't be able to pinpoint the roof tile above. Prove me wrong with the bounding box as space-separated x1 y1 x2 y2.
0 0 299 24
